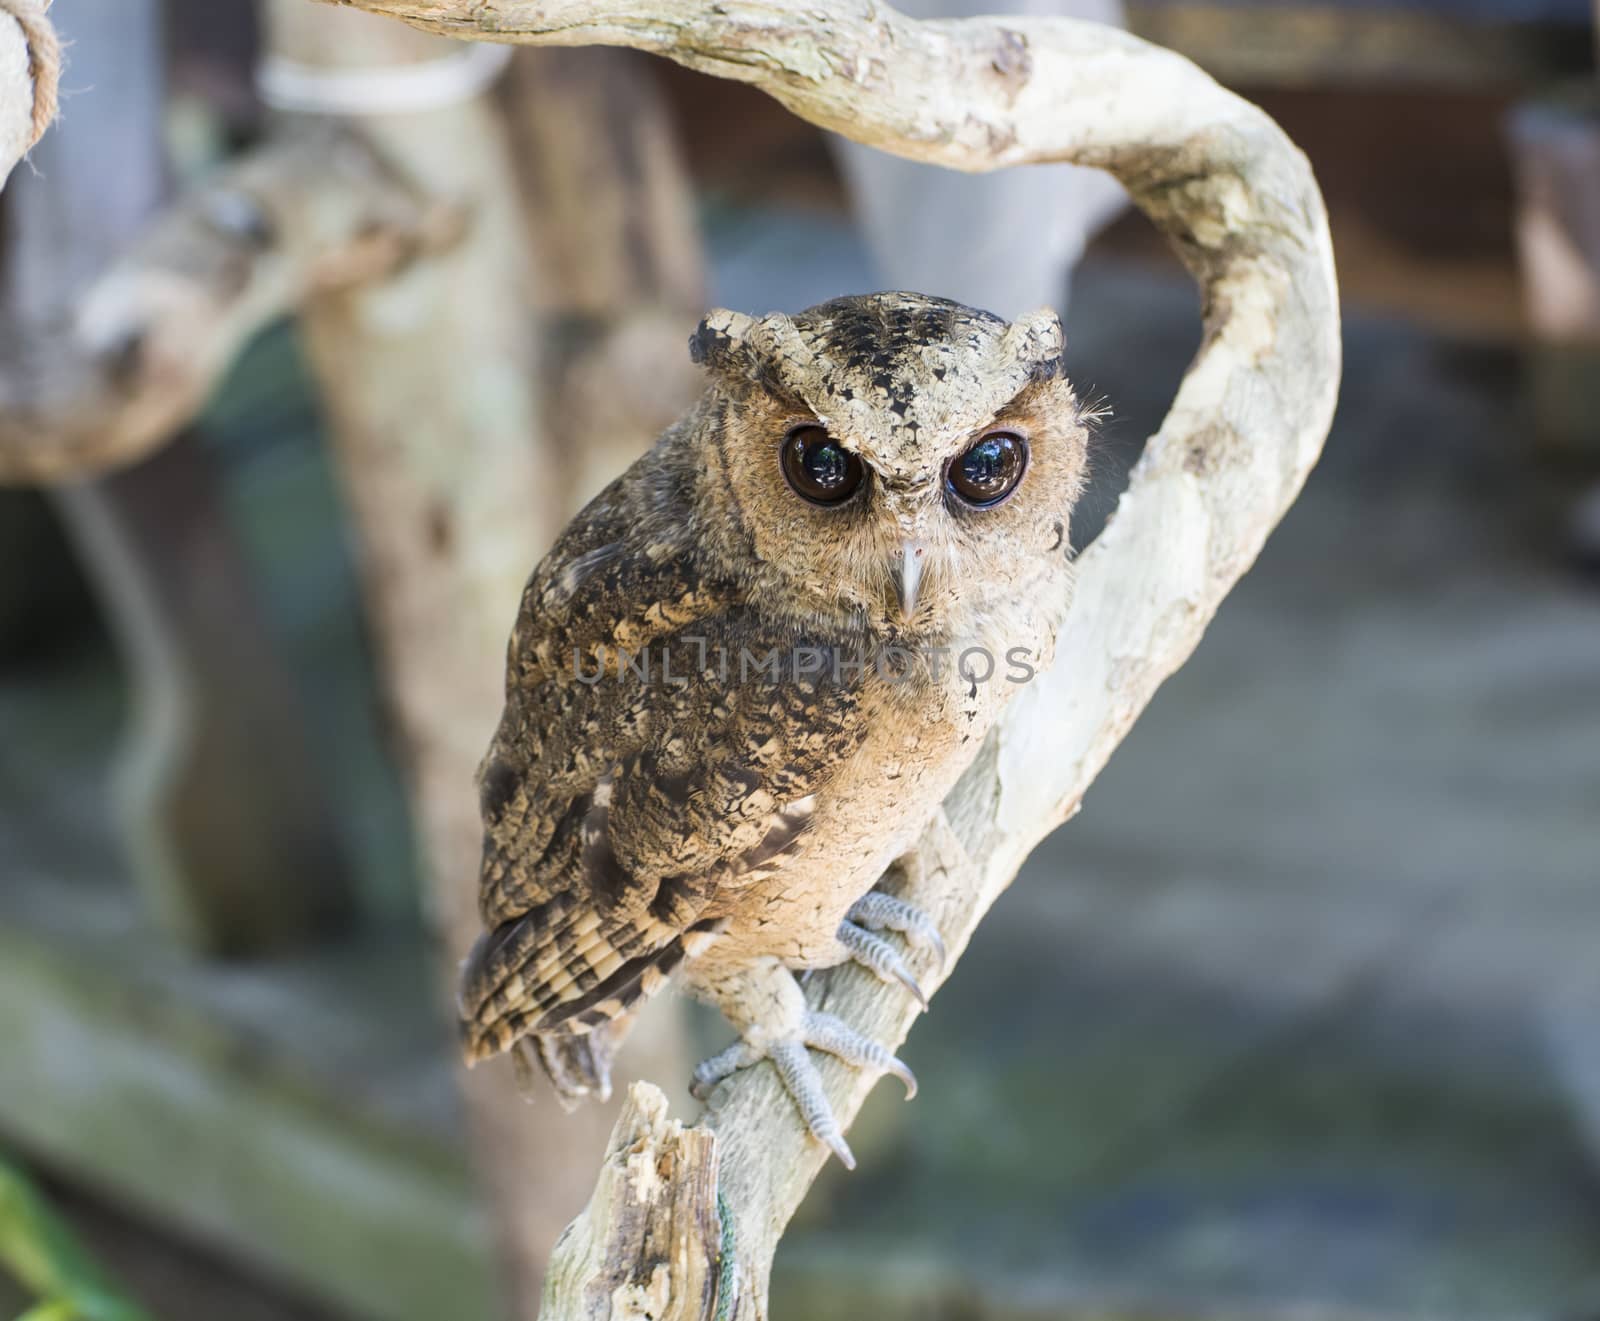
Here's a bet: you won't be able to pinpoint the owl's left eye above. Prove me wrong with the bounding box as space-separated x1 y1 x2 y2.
781 426 864 506
948 431 1027 508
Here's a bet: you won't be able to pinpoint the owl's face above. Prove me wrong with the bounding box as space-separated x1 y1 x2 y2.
691 294 1091 639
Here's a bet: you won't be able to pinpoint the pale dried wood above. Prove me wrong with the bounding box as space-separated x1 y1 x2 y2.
307 3 1340 1317
0 125 457 484
539 1086 723 1320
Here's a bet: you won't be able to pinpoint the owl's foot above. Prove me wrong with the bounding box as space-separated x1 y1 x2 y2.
690 1009 915 1169
837 887 947 1010
687 956 916 1169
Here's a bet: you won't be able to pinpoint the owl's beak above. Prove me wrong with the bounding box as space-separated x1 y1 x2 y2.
894 543 925 621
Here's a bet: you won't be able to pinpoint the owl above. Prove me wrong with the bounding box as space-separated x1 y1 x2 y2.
459 293 1092 1167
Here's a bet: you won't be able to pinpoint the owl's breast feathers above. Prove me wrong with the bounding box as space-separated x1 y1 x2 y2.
458 471 868 1064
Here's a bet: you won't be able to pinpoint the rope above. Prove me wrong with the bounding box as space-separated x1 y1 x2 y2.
1 0 59 148
256 42 512 116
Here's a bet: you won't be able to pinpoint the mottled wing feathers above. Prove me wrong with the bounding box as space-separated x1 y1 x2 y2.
459 465 865 1066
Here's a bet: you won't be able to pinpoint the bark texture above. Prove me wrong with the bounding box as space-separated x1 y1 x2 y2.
301 4 1340 1318
538 1087 723 1321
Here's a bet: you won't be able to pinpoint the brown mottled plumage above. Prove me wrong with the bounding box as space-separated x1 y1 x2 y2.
460 293 1092 1164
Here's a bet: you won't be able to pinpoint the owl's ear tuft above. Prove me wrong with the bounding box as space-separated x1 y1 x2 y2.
690 309 758 371
748 312 809 368
1004 307 1066 382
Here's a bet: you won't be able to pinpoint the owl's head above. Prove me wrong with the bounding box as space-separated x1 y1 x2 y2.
688 293 1092 639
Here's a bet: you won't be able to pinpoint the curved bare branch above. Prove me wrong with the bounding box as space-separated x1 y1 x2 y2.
317 3 1342 1315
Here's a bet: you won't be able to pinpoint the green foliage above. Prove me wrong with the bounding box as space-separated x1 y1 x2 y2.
0 1159 153 1321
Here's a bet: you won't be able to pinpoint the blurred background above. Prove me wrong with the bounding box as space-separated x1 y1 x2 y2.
2 1 1598 1318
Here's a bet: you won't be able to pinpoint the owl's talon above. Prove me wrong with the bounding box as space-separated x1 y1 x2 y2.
845 890 947 971
689 1008 915 1168
769 1038 857 1170
690 1039 759 1101
801 1010 917 1100
837 919 930 1009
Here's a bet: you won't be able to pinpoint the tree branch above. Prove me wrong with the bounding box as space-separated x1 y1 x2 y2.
331 3 1341 1315
0 124 459 484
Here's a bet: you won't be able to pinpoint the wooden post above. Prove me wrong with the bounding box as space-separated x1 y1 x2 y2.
261 4 690 1310
4 0 351 955
500 46 705 512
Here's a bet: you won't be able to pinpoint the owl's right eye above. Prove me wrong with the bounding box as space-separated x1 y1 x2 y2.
781 426 864 506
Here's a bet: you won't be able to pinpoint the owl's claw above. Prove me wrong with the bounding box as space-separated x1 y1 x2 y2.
690 1009 917 1171
845 890 947 971
801 1010 918 1101
838 885 948 1011
769 1037 857 1170
837 920 929 1008
689 1039 759 1101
